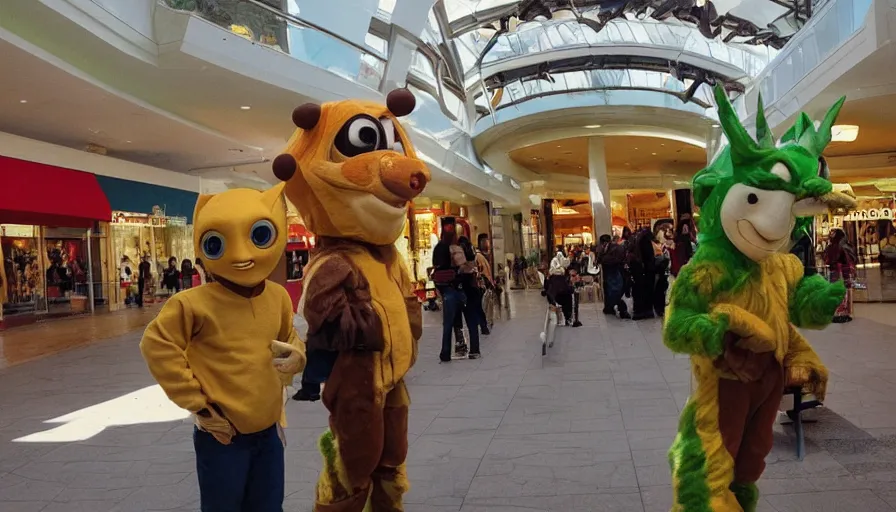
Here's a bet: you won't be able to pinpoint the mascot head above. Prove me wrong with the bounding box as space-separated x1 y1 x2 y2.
692 86 855 262
192 184 288 287
271 89 431 245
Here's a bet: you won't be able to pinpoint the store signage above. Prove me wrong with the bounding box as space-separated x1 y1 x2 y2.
1 224 35 238
843 208 894 221
112 211 186 227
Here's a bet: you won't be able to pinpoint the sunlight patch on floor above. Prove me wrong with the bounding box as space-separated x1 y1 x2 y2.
13 385 190 443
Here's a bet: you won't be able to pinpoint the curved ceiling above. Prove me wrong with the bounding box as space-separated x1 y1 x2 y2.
510 135 707 176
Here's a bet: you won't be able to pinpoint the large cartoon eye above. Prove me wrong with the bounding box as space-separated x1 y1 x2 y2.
201 231 226 260
817 157 830 180
379 118 406 155
334 115 386 157
250 220 277 249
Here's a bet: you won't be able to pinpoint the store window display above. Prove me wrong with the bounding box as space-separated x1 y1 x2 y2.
109 211 194 306
1 226 45 317
45 238 88 312
813 196 896 302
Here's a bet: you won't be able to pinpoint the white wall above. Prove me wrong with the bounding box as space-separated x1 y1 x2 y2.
0 131 202 192
90 0 156 41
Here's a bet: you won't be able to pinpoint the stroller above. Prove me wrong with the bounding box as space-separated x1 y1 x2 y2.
421 267 441 311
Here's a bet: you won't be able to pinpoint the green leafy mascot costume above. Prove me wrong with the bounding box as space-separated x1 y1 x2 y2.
664 86 856 511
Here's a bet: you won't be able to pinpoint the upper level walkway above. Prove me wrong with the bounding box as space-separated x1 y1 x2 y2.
0 291 894 511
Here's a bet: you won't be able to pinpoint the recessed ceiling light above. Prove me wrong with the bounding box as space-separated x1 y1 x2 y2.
584 124 602 129
240 106 251 110
19 100 27 104
831 124 859 142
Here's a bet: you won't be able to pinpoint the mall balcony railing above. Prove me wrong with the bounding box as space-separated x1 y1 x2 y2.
158 0 522 193
470 68 731 134
456 17 778 84
159 0 389 91
750 0 873 106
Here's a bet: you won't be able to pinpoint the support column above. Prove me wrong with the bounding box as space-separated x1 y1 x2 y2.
672 189 693 222
542 199 555 256
380 0 439 93
587 138 612 237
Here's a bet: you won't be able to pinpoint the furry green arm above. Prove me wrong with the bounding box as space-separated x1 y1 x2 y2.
663 262 729 357
789 274 845 329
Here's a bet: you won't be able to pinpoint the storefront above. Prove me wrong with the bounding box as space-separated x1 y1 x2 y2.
406 202 470 284
284 220 314 312
814 194 896 302
108 210 193 307
0 156 112 327
95 175 198 309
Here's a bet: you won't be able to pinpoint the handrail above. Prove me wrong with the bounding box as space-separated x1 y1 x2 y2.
239 0 384 62
477 85 714 120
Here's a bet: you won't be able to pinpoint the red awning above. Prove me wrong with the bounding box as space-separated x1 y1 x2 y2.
0 155 112 229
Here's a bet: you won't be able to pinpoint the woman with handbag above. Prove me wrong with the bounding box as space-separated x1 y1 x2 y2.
432 223 481 362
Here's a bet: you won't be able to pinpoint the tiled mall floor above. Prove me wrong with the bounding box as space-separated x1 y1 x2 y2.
1 291 895 512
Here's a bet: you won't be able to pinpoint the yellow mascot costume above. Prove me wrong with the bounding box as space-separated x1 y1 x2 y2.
140 183 306 511
270 88 429 512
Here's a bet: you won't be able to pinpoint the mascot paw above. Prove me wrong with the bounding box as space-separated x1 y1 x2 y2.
786 365 828 401
272 340 306 375
196 406 235 445
791 277 846 328
714 332 775 383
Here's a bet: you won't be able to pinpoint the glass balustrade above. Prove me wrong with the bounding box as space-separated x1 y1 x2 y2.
756 0 872 105
456 17 776 79
159 0 386 90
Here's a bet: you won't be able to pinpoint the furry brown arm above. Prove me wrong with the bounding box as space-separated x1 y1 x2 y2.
303 256 384 352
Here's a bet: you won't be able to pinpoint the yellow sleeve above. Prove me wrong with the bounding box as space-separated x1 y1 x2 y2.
709 303 777 352
784 324 829 399
278 286 306 375
782 253 806 291
139 296 207 413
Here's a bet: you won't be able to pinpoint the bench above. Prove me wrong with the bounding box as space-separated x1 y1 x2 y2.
782 385 822 461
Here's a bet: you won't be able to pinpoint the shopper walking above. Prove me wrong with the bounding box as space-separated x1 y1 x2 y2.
474 234 495 333
137 256 152 308
596 234 630 319
629 229 656 320
432 223 481 362
824 228 856 323
457 236 484 343
162 257 181 294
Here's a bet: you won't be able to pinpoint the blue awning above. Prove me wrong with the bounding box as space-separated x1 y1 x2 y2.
95 176 199 223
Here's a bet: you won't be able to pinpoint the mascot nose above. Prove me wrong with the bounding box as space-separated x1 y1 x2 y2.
380 155 430 200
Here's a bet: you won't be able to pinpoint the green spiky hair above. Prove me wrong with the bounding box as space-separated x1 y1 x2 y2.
692 86 845 243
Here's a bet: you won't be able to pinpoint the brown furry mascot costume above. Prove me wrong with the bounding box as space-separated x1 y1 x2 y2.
270 89 429 511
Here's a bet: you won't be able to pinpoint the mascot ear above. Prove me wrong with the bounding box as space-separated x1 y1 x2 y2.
261 183 287 214
692 172 719 208
292 104 321 130
272 153 297 182
387 88 416 117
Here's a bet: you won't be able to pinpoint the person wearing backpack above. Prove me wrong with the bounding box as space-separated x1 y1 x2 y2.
431 221 480 362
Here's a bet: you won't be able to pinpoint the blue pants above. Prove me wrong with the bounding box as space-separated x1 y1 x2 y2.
194 424 284 512
602 269 628 314
440 286 480 360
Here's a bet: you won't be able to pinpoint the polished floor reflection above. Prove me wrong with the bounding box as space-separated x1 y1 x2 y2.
0 292 894 511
